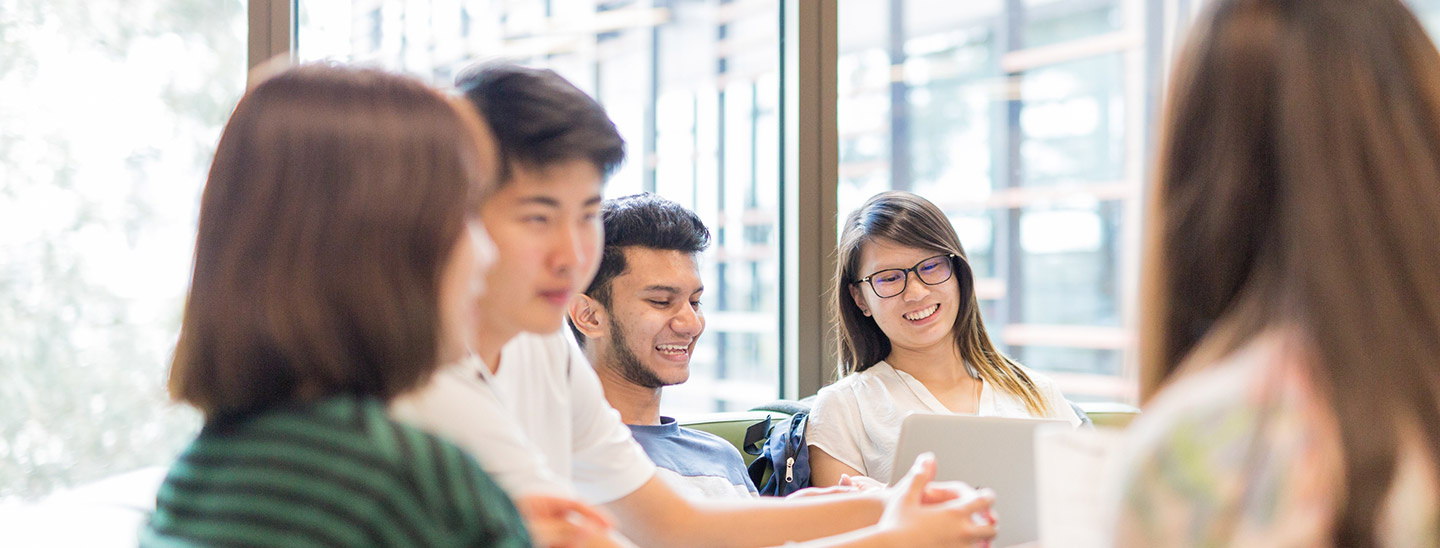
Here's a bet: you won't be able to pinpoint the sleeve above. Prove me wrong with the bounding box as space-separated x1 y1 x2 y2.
389 368 574 500
561 333 658 504
804 384 870 476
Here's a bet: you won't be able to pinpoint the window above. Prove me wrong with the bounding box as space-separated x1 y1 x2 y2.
298 0 786 413
835 0 1440 404
837 0 1144 402
0 0 245 500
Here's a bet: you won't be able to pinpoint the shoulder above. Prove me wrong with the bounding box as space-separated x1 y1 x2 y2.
1112 334 1342 546
154 397 522 546
500 330 580 379
816 362 889 399
814 363 900 412
677 425 744 454
504 330 573 361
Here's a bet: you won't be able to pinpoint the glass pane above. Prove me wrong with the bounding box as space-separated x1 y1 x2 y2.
1019 54 1126 187
298 0 783 414
838 0 1138 402
1023 0 1123 48
1 1 245 501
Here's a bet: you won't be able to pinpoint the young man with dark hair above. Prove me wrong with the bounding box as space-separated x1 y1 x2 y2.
567 193 757 499
391 62 997 548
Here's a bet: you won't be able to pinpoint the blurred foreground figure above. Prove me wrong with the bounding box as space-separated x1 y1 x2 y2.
141 64 532 548
1113 0 1440 546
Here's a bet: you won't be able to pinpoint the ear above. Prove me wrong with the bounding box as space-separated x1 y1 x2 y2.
848 284 872 317
568 294 610 340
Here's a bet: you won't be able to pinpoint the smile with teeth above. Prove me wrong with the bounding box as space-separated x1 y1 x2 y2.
656 344 690 355
904 304 939 321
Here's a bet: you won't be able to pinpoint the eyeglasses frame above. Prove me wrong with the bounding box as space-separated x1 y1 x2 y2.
852 253 960 299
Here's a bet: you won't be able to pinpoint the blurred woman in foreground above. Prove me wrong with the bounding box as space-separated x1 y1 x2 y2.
1114 0 1440 545
143 65 530 547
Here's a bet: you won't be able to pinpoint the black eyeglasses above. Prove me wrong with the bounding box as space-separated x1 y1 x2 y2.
853 254 957 298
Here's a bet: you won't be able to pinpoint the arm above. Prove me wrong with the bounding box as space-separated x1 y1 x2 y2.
605 454 995 548
810 445 866 488
606 474 884 548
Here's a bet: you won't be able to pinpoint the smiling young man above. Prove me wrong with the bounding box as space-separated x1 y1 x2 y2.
566 194 758 500
389 62 997 548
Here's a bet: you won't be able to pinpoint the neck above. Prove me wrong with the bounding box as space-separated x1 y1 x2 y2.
475 324 521 375
886 337 973 386
588 346 663 425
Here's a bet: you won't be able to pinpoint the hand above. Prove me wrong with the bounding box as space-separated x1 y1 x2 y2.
515 494 614 548
786 485 860 498
878 453 998 548
785 473 887 498
838 474 887 492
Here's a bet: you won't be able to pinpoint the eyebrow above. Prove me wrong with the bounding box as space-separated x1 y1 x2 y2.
640 284 704 295
516 196 560 208
514 194 603 208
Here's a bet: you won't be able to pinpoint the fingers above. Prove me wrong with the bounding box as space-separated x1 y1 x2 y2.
841 474 887 491
786 485 859 499
895 452 938 504
920 479 976 504
555 498 614 530
527 517 589 548
944 487 996 524
516 494 614 531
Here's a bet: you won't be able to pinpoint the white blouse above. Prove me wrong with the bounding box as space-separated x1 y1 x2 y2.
807 360 1081 483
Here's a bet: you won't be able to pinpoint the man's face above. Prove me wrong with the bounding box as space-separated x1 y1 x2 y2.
478 159 604 338
597 247 705 388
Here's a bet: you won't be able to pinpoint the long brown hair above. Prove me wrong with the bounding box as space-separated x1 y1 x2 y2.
1140 0 1440 544
169 64 497 420
834 191 1050 416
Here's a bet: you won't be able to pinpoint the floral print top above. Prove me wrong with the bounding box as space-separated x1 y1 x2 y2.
1111 332 1440 548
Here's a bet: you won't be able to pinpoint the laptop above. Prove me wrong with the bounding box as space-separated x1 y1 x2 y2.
888 413 1067 547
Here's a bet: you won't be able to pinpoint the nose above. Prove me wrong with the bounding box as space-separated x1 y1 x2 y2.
672 304 704 339
900 270 930 302
548 224 586 275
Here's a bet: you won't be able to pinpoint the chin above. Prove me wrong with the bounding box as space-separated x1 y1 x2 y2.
520 314 567 335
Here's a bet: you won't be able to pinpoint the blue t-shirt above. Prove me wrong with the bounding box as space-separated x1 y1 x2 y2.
628 417 758 499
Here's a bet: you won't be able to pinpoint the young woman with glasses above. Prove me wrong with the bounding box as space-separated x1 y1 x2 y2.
807 190 1082 487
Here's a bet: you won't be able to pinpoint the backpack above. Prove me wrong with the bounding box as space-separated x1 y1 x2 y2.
744 400 813 496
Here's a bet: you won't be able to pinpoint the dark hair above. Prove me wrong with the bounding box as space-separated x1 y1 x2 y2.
455 62 625 182
834 191 1049 415
1140 0 1440 544
169 64 497 420
570 193 711 345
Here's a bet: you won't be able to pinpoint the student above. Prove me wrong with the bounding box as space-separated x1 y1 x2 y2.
390 62 998 548
1111 0 1440 545
808 191 1082 486
143 65 535 547
565 193 757 499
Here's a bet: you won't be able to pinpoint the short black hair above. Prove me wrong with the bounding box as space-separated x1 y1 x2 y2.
455 62 625 181
570 193 711 345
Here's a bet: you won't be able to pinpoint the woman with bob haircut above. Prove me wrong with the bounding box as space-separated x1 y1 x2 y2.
1111 0 1440 545
142 65 533 547
808 190 1081 486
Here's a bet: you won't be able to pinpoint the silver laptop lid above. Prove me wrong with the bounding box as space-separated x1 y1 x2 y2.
889 413 1067 547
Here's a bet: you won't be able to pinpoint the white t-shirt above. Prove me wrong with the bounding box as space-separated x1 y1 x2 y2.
390 330 657 504
807 360 1081 483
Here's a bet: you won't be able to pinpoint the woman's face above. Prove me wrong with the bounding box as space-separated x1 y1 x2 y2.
437 220 498 364
848 238 962 354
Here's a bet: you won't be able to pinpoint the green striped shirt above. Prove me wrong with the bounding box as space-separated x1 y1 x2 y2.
141 396 531 548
